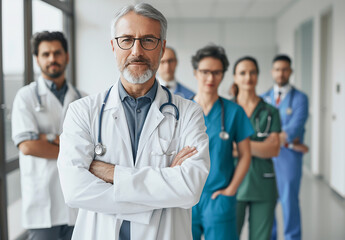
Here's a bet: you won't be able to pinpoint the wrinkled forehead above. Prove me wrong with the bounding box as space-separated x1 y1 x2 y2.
115 11 161 38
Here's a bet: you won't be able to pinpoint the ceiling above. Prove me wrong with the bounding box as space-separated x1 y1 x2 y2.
136 0 299 19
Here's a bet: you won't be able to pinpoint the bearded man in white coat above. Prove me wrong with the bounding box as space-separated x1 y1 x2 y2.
12 31 81 240
57 3 210 240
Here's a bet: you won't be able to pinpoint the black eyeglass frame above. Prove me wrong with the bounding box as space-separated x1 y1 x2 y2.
114 36 162 51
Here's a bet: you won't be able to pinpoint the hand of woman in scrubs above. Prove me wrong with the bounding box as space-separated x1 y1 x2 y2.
170 146 198 167
211 187 237 199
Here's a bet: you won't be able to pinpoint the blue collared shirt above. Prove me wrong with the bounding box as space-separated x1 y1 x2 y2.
118 80 158 163
44 78 68 105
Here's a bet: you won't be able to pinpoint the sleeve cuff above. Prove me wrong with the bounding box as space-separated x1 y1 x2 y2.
13 132 39 146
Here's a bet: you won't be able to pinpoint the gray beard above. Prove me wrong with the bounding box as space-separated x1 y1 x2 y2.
123 68 154 84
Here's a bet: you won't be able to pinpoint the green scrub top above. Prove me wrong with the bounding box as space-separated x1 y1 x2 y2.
237 98 281 201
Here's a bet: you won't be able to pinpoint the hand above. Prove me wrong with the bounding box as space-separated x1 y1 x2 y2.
170 146 198 167
279 132 287 145
211 187 236 200
89 160 115 184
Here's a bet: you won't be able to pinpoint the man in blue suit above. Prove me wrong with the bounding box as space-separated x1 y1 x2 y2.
158 47 195 99
262 55 309 240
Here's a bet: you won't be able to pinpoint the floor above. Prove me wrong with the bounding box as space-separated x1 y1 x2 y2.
8 168 345 240
240 169 345 240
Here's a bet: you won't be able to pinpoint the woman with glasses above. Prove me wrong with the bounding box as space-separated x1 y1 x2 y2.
232 56 281 240
191 45 253 240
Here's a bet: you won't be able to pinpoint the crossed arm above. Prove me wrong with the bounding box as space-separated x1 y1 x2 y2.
89 146 198 184
57 102 210 217
19 134 60 159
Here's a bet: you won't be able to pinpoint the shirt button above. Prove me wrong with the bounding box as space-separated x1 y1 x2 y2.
137 109 141 113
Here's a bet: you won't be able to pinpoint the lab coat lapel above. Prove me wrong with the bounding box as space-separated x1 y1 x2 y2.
135 85 166 165
64 82 79 107
104 81 133 164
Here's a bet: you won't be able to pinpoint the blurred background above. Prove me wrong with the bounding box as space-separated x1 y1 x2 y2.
1 0 345 239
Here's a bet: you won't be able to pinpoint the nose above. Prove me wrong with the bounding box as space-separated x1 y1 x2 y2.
131 39 144 57
206 72 215 82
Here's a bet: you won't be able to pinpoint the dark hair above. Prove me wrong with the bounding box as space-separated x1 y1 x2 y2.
272 54 291 66
191 44 229 72
31 31 68 56
233 56 259 75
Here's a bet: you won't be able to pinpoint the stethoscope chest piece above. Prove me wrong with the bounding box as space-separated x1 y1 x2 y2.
219 131 229 141
35 105 44 112
94 143 106 156
286 107 292 115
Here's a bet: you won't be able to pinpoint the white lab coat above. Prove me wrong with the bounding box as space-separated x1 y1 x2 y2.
11 76 81 229
57 80 210 240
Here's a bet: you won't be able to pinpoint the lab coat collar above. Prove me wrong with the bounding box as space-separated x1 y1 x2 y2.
37 76 49 96
38 75 80 106
102 80 167 166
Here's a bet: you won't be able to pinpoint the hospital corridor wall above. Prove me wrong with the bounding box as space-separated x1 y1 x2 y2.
275 0 345 198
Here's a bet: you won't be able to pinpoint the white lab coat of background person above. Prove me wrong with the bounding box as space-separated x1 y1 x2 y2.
11 76 81 228
57 80 210 240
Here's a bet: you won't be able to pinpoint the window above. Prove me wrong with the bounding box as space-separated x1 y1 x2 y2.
0 1 75 239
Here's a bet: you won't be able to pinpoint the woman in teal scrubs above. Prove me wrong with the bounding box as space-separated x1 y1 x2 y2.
232 56 281 240
191 45 254 240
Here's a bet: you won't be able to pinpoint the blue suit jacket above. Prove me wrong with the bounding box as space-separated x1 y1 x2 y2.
261 86 309 144
174 82 195 100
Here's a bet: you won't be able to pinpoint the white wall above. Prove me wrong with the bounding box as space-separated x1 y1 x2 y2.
275 0 345 197
75 0 276 98
165 19 276 98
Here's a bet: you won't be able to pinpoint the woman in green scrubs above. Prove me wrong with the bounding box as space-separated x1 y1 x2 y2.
232 56 281 240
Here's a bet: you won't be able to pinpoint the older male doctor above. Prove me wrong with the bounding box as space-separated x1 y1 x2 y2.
57 3 210 240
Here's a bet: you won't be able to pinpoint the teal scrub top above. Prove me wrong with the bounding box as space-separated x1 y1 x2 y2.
202 97 254 194
237 99 281 201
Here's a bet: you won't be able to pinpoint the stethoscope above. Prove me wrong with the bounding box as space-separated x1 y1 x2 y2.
190 96 229 141
218 98 230 141
94 85 179 156
35 81 82 112
253 103 273 138
286 87 295 115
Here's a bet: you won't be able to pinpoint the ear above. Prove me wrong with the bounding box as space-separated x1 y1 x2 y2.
110 39 115 52
161 40 166 56
193 69 197 76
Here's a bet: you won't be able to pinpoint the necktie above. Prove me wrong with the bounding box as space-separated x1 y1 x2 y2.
276 91 282 105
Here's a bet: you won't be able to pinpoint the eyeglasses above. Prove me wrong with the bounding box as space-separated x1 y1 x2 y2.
197 69 224 78
114 36 161 51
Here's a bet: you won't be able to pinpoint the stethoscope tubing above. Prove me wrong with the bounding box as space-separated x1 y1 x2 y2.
95 84 179 156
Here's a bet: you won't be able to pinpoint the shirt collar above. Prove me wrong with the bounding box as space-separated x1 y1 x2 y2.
274 83 291 96
118 79 158 103
43 77 67 91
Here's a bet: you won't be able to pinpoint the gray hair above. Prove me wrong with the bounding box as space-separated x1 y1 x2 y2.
111 3 167 40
